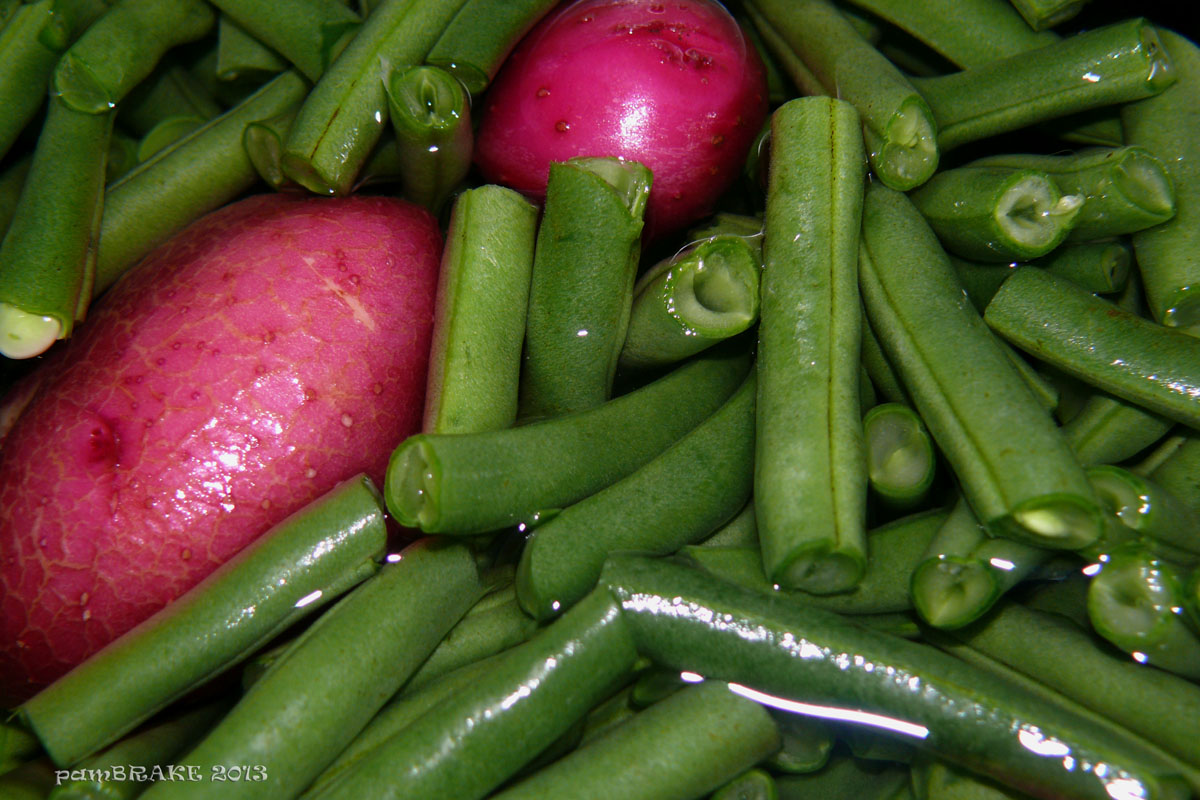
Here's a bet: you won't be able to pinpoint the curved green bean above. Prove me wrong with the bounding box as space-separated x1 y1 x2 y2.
424 0 559 96
205 0 360 82
385 64 473 214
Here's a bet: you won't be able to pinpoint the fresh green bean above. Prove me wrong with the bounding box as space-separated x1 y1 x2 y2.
0 759 57 800
1145 430 1200 519
1063 391 1173 467
602 553 1190 800
748 0 938 191
680 507 953 615
1087 545 1200 681
775 754 911 800
767 711 834 774
1121 30 1200 331
422 184 537 434
713 768 778 800
0 97 113 358
302 587 639 800
516 372 755 620
909 166 1082 262
404 583 538 692
757 96 869 593
215 14 287 82
629 667 686 709
53 0 215 115
862 313 910 405
386 344 750 534
1087 465 1200 557
135 115 207 161
385 64 472 213
242 108 298 188
910 498 1051 629
95 69 310 295
0 0 108 161
1 719 39 777
912 18 1174 152
860 183 1102 550
864 402 936 509
910 756 1029 800
948 257 1014 315
946 600 1200 770
965 148 1175 244
1033 239 1133 295
1009 0 1089 30
696 501 759 549
985 267 1200 430
619 235 761 370
424 0 559 96
491 680 781 800
117 63 223 138
280 0 468 195
20 475 387 767
519 158 651 419
0 156 31 238
205 0 360 82
47 699 230 800
142 538 483 800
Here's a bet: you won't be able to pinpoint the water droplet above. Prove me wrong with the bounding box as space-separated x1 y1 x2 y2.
305 468 317 479
181 548 192 561
261 499 271 510
536 87 550 98
555 120 570 133
341 414 353 427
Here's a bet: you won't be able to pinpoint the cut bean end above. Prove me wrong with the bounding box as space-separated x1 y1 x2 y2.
673 239 759 335
995 177 1082 255
1139 22 1174 93
385 438 440 530
911 557 997 629
1161 290 1200 333
53 54 114 114
1004 495 1103 550
280 153 340 196
244 123 288 189
776 546 865 595
865 407 934 499
875 99 938 191
0 303 61 359
1114 150 1175 218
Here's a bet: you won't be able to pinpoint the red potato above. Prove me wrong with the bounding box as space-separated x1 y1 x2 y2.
0 193 441 705
474 0 768 240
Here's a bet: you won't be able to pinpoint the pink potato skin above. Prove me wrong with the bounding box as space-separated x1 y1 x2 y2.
474 0 768 240
0 193 441 705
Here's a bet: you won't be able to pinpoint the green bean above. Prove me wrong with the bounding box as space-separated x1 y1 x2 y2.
135 115 206 161
0 97 113 358
1121 30 1200 331
47 699 230 800
516 372 755 620
205 0 360 82
864 402 936 509
748 0 938 191
1033 239 1133 295
385 64 472 214
0 0 108 161
422 184 538 434
242 108 298 188
603 553 1190 800
909 166 1082 262
280 0 468 195
1087 545 1200 681
862 313 910 405
619 235 761 370
860 183 1102 550
713 768 778 800
386 344 750 534
306 652 508 796
519 158 651 419
985 267 1200 430
1145 430 1200 518
95 69 310 295
1087 465 1200 557
910 498 1051 630
118 63 223 138
302 587 639 800
912 18 1174 152
767 711 834 774
1 719 39 777
757 96 869 593
1009 0 1089 30
629 667 686 709
404 583 538 692
0 759 57 800
1063 391 1173 467
679 506 953 615
696 501 759 549
143 538 483 800
965 148 1175 244
911 756 1029 800
20 475 387 767
945 600 1200 770
491 680 780 800
215 14 287 82
999 342 1059 413
53 0 215 115
0 156 30 238
424 0 559 96
948 256 1014 315
775 754 911 800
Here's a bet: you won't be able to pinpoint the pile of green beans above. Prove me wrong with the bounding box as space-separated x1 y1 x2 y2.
6 2 1200 800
